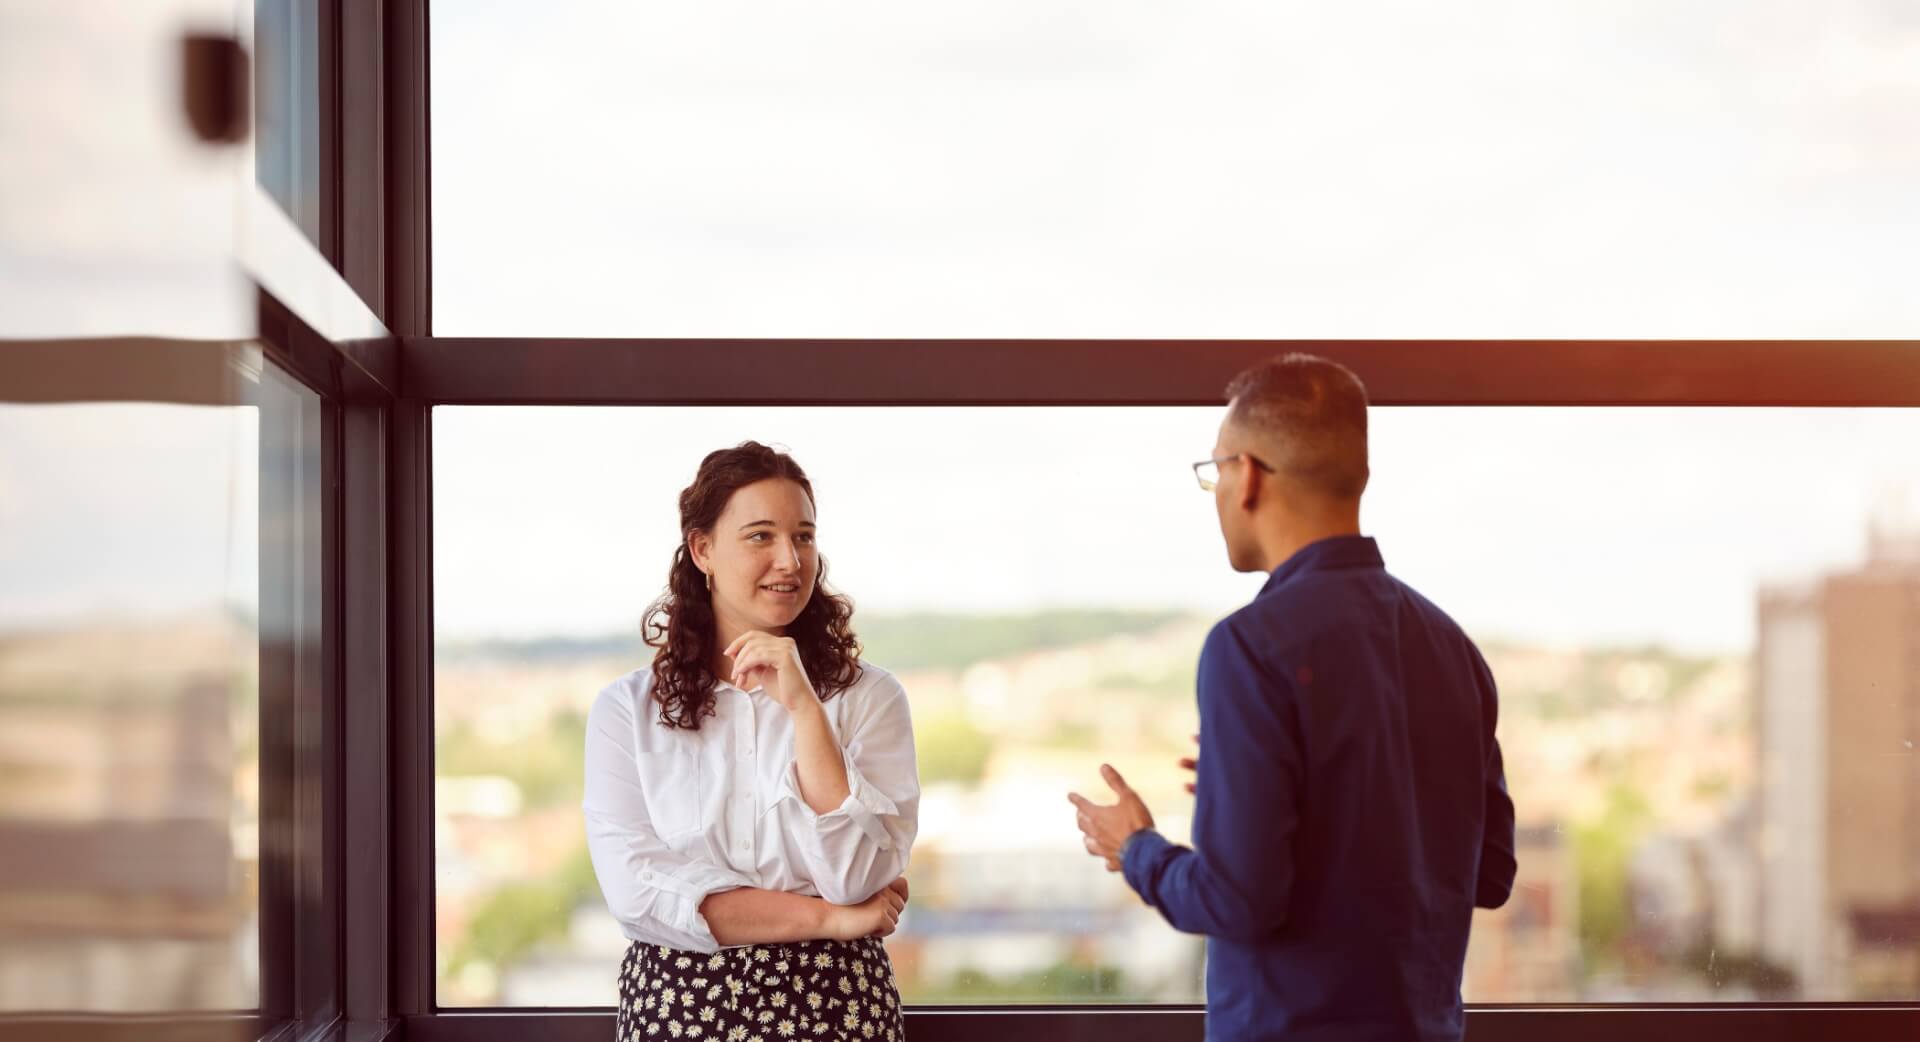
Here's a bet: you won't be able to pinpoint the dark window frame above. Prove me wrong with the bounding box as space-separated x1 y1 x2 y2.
0 321 389 1042
398 337 1920 407
241 281 400 1042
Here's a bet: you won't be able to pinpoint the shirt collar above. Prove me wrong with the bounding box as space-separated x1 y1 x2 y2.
1258 535 1384 597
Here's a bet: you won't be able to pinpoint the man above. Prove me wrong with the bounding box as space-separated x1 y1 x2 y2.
1070 353 1517 1042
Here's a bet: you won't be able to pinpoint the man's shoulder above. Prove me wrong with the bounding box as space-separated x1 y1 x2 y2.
1226 567 1481 660
1218 573 1349 652
1203 602 1306 680
1385 575 1486 669
1386 573 1474 637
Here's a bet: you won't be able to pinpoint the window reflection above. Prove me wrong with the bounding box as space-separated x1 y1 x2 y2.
254 0 325 252
0 358 320 1013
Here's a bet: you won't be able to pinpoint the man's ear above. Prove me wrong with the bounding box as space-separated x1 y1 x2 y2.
1239 458 1264 513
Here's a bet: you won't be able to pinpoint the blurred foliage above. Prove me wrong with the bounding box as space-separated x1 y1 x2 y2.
1091 657 1199 701
916 710 994 785
447 844 600 978
1039 720 1102 750
1690 769 1733 802
852 610 1185 673
1485 641 1725 718
1572 784 1654 973
437 708 588 808
909 961 1129 1002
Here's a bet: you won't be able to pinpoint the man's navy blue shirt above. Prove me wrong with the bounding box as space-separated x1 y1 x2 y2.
1123 536 1517 1042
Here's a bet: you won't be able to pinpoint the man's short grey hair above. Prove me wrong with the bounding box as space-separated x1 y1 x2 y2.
1223 353 1370 500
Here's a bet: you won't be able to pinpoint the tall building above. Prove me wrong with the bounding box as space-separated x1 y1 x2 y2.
1755 518 1920 998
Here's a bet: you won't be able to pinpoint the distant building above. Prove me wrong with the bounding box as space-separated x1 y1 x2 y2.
902 774 1204 1001
1628 797 1760 969
1755 519 1920 998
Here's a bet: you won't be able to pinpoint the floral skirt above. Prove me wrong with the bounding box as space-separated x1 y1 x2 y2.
616 937 905 1042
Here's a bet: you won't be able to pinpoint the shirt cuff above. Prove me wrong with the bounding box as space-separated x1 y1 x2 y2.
644 861 755 948
781 756 899 848
1121 827 1174 904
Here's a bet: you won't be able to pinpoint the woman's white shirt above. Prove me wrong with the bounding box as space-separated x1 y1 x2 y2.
583 661 920 953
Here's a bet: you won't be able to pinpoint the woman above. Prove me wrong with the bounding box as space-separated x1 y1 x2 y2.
584 441 919 1042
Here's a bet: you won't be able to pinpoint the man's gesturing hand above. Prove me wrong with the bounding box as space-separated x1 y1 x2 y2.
1068 764 1155 873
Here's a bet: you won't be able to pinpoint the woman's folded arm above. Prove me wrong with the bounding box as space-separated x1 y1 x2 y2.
779 672 921 905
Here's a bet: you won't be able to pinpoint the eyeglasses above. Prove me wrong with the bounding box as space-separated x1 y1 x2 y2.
1192 453 1276 491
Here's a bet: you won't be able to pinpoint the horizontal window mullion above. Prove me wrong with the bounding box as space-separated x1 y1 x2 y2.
398 338 1920 407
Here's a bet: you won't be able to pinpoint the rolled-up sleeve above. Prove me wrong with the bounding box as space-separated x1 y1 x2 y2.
777 672 920 906
583 685 753 953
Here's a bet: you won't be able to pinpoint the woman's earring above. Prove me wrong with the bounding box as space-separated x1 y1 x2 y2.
704 570 713 592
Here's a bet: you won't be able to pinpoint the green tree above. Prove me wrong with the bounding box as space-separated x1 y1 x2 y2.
447 844 600 978
1572 784 1654 972
916 710 993 786
436 709 588 809
909 961 1129 1003
858 611 1185 673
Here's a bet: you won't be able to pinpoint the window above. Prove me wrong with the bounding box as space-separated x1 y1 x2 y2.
432 403 1920 1006
10 0 1916 1037
0 356 323 1015
432 3 1920 338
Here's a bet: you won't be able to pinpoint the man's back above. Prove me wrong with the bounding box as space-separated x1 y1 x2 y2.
1124 535 1516 1042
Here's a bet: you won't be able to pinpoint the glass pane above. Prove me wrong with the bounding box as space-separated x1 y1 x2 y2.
253 360 331 1020
432 404 1920 1006
253 0 326 253
0 357 321 1013
432 4 1920 338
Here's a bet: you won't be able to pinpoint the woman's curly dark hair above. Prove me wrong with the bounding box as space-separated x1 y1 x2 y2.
642 442 862 730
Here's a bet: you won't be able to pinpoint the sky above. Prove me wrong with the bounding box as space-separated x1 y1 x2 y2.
431 0 1920 339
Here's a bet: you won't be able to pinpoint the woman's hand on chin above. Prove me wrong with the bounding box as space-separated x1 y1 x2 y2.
724 631 821 715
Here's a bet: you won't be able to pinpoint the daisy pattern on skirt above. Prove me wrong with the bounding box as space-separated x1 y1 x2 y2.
615 938 903 1042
